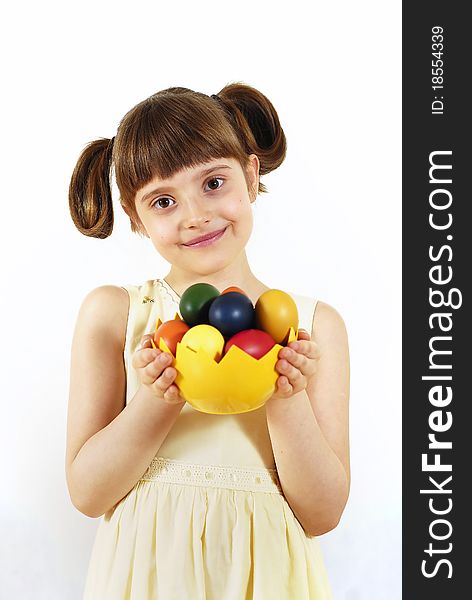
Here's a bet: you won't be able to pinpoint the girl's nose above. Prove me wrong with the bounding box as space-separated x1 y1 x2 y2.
180 198 212 228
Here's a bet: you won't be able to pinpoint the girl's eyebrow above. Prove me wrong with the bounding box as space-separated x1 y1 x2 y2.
139 164 232 204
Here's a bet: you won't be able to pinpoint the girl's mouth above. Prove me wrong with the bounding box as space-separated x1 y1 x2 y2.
182 227 228 248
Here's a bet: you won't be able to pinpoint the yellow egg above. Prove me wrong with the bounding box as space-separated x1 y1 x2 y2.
254 289 299 344
180 324 225 361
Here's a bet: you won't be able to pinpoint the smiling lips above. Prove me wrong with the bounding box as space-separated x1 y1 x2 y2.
183 227 227 247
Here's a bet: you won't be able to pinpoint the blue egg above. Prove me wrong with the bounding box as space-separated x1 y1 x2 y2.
208 292 255 338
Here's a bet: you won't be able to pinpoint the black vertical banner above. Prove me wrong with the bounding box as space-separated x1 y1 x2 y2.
403 3 470 598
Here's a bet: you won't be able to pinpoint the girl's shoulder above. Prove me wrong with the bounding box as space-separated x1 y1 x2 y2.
311 300 349 346
76 285 130 350
80 279 165 347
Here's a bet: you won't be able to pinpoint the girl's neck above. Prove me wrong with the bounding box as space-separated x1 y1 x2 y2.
163 255 270 304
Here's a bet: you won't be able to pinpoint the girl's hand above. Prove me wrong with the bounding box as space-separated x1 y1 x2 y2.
131 334 185 405
270 329 321 401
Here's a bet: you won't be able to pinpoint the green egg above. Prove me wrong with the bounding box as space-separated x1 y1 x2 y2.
180 283 220 327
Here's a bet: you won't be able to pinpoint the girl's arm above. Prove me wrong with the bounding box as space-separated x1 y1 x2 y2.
65 286 184 518
266 301 350 537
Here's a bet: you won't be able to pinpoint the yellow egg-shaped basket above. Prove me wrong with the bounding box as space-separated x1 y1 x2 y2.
152 314 298 415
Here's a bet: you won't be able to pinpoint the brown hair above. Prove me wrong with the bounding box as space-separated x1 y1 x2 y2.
69 82 287 238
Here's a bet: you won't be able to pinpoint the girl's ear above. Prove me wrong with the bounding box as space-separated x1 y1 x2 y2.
247 154 260 203
120 201 130 218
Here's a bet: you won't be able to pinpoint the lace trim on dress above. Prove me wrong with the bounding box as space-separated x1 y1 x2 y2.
140 456 283 494
154 279 180 306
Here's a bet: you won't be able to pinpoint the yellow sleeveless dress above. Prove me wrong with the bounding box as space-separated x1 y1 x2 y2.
83 278 332 599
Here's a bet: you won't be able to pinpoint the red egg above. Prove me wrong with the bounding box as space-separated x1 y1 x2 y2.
222 286 247 296
224 328 276 360
154 319 190 355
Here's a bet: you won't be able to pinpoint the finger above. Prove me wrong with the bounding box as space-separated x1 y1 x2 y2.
280 350 309 375
132 347 161 369
148 363 177 389
280 346 302 365
276 359 303 385
288 340 320 359
297 328 311 340
140 353 173 384
147 368 175 396
139 335 155 349
284 346 318 377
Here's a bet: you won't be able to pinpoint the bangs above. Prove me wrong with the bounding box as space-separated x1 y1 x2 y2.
113 90 247 202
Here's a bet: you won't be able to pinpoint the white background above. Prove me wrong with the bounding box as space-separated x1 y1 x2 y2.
0 1 401 598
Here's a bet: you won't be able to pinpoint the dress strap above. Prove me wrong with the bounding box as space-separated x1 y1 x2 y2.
120 280 164 404
120 284 139 357
289 292 318 336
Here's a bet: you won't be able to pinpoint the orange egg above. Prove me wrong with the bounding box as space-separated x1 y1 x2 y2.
254 289 299 345
222 286 247 296
154 319 190 356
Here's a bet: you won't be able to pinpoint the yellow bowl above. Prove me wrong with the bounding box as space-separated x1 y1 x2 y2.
152 314 297 414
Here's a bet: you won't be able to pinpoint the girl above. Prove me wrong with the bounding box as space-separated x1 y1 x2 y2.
66 83 350 599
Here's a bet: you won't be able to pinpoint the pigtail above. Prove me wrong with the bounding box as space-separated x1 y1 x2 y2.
216 83 287 192
68 138 114 239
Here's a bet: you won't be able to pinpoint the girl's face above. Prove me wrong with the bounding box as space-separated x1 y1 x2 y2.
132 155 259 276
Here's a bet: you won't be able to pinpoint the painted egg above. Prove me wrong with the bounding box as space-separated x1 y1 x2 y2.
221 286 247 296
180 324 225 361
208 292 255 338
179 283 220 327
224 329 276 360
254 289 299 344
154 319 190 356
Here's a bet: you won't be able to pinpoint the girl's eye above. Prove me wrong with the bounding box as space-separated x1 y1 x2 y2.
152 197 175 210
205 177 224 191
